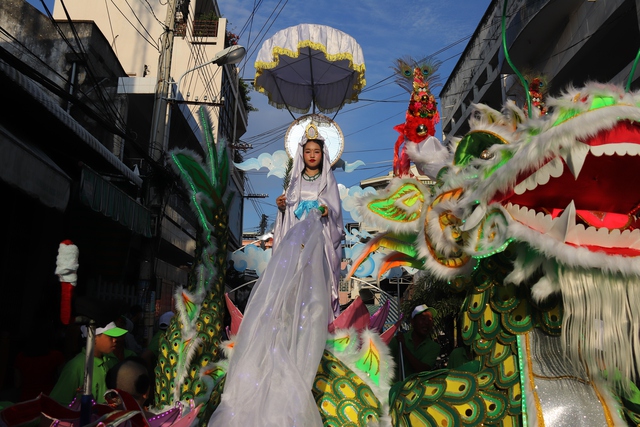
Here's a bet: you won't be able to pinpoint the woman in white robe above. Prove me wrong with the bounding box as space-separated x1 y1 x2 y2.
273 123 344 317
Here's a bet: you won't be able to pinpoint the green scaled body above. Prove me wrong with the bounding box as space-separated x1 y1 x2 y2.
154 107 232 418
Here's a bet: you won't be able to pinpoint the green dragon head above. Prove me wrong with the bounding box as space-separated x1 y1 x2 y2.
417 82 640 394
423 83 640 279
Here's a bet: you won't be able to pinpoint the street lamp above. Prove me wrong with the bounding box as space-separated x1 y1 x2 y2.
155 45 247 156
170 45 247 101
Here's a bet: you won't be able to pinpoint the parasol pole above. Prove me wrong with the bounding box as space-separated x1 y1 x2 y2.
307 46 317 114
331 74 355 121
399 339 406 381
272 78 296 120
80 319 96 426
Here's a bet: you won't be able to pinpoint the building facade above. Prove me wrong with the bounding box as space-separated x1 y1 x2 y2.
440 0 640 141
0 0 248 394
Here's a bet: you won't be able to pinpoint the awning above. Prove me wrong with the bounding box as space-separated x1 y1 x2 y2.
80 166 152 237
0 61 143 187
0 125 71 211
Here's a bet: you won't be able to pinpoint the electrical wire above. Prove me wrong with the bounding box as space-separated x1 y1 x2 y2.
43 0 131 135
106 0 159 51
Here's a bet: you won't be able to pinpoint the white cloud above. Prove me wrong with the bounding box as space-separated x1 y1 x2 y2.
229 245 271 277
234 150 290 178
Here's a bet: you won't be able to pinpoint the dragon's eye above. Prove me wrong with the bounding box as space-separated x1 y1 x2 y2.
480 149 494 160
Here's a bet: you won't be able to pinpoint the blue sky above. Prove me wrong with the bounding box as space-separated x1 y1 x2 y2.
27 0 492 232
217 0 492 232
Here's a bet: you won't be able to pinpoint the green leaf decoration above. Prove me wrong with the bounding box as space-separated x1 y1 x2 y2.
355 336 382 386
172 152 216 198
496 329 518 346
453 395 486 426
473 335 493 356
495 355 520 390
282 157 293 191
313 350 383 426
486 341 512 368
461 311 478 344
501 297 533 335
476 368 495 388
441 371 477 403
490 283 519 313
536 303 563 335
465 290 488 322
199 108 218 180
507 380 523 415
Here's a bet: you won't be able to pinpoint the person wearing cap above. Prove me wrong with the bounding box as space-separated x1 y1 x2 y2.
389 304 441 380
273 122 343 317
141 311 174 370
49 321 127 405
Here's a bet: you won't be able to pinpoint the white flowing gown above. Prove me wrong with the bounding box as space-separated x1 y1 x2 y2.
208 210 331 427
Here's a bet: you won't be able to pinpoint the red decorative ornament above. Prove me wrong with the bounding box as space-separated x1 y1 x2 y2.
392 58 442 176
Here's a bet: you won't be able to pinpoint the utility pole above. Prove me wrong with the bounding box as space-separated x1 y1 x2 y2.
259 214 268 249
143 0 177 332
259 214 268 235
149 0 177 166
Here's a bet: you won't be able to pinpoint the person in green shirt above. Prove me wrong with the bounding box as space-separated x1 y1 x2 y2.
390 304 441 381
49 321 127 406
447 345 477 372
141 310 174 369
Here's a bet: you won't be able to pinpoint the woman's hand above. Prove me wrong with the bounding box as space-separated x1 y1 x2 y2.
276 195 287 212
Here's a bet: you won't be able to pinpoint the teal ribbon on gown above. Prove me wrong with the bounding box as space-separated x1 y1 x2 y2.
294 200 320 219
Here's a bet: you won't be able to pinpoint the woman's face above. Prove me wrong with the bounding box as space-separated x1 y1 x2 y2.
303 140 323 170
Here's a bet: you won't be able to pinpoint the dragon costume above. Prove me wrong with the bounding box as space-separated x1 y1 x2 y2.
350 82 640 426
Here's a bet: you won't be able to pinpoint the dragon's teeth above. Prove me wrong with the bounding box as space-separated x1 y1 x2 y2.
560 141 589 179
591 142 640 157
516 143 640 194
504 203 554 232
548 201 576 243
505 203 640 250
514 157 564 195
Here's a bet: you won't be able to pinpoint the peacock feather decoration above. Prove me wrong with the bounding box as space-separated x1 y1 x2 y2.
153 106 232 418
392 56 443 96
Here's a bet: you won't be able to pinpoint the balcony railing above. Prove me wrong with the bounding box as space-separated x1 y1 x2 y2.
192 19 219 38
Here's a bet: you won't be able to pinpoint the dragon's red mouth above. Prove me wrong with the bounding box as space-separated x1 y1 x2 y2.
492 121 640 254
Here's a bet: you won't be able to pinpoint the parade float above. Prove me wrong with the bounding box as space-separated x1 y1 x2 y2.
4 2 640 426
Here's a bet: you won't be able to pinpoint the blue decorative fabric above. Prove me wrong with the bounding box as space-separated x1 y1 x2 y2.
294 200 320 219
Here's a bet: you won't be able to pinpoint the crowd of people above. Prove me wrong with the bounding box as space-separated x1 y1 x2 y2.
5 305 175 416
6 295 470 415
